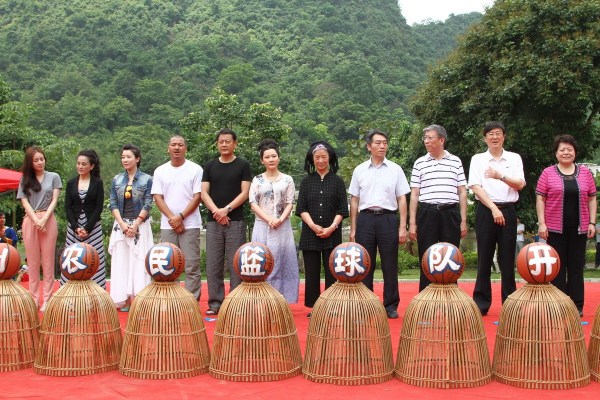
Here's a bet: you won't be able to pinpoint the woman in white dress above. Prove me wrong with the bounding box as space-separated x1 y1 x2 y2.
249 139 299 303
108 144 153 311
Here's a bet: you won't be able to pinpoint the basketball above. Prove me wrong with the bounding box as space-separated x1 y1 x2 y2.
232 241 274 282
145 242 185 282
0 243 21 280
60 242 99 281
328 242 371 283
421 242 465 284
516 242 560 284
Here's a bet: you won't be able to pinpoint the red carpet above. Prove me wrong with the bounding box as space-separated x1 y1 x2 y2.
2 281 600 399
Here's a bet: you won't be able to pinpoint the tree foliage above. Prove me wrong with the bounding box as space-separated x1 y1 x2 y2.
411 0 600 227
0 0 480 148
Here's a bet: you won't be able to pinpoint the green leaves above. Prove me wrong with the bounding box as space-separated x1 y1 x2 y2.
411 0 600 230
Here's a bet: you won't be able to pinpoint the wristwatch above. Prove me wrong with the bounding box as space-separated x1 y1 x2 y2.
226 205 233 213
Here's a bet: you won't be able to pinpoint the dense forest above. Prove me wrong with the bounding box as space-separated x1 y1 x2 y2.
0 0 482 179
4 0 597 234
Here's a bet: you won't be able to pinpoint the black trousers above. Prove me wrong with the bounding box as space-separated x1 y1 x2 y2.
302 249 335 308
548 228 587 312
417 206 462 291
595 241 600 267
355 212 399 312
473 203 517 313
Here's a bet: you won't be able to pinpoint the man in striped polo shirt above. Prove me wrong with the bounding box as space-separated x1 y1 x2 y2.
409 124 468 291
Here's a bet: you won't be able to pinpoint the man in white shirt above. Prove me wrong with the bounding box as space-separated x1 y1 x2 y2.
152 136 203 300
349 129 410 319
468 122 525 316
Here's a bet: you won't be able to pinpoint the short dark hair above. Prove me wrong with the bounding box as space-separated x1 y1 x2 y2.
365 129 388 144
483 121 506 136
0 211 5 218
304 141 339 174
122 144 142 167
257 138 279 158
216 128 237 142
553 134 578 155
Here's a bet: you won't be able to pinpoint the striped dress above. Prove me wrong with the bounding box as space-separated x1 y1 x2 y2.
60 189 107 288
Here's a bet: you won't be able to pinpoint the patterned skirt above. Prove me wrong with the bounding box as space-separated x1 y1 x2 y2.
61 211 107 289
251 219 299 303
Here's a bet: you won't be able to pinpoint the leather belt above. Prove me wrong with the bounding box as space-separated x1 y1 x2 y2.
361 208 397 215
419 202 458 211
476 200 515 210
493 202 515 209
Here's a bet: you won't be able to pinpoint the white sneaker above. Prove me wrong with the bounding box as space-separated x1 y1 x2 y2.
40 303 47 312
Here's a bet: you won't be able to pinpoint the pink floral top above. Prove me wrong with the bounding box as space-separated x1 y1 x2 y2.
249 173 295 221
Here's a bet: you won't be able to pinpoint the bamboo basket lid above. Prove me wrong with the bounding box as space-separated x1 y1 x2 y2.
209 281 302 381
0 280 40 371
492 284 589 389
34 280 122 376
394 283 491 388
589 305 600 382
120 282 210 379
303 282 393 385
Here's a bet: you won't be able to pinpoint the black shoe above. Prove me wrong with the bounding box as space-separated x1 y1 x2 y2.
480 309 488 316
307 312 312 318
206 307 219 316
386 310 398 319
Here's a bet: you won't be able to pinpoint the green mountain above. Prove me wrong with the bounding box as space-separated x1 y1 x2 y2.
0 0 481 145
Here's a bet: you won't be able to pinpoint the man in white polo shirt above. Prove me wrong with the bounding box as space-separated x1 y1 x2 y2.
468 121 525 316
409 124 467 291
349 129 410 319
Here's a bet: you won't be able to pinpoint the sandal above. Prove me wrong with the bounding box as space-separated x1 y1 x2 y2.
120 307 130 312
206 308 219 316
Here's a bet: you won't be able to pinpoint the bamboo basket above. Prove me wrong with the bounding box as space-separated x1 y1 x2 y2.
303 282 394 385
34 280 122 376
209 281 302 381
394 283 491 388
492 284 589 389
0 280 40 371
586 304 600 382
119 282 210 379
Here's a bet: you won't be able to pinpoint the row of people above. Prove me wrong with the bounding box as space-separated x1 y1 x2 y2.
347 122 595 319
14 123 597 318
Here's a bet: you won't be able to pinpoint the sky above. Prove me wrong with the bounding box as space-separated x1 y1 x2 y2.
397 0 496 25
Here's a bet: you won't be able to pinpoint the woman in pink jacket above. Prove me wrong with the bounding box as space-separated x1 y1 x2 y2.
536 134 597 317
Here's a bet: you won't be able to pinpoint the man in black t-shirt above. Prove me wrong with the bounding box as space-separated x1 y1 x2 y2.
201 128 251 315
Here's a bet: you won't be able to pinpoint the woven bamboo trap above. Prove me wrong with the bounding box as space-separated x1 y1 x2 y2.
492 284 589 389
209 281 302 381
303 282 394 385
119 282 210 379
0 280 40 371
394 284 491 388
587 304 600 382
34 280 122 376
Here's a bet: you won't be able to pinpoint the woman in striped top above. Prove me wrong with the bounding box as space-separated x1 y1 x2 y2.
536 134 597 316
62 149 107 289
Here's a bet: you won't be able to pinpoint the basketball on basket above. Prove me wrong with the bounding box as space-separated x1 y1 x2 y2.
60 242 99 281
233 241 274 282
516 242 560 284
421 242 465 284
0 243 21 280
145 242 185 282
328 242 371 283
